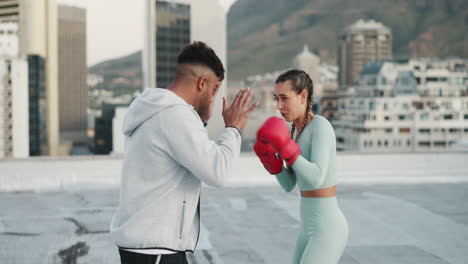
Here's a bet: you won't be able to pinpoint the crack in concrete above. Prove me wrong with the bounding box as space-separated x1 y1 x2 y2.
57 242 89 264
1 232 40 236
202 250 216 264
64 217 108 235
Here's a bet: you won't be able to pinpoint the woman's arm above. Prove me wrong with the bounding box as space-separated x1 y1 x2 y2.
291 120 333 189
275 168 296 192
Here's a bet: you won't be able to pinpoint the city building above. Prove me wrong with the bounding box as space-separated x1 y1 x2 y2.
293 45 322 113
333 58 468 152
143 0 234 139
338 19 392 88
0 21 29 158
0 0 59 155
58 4 87 154
27 55 47 156
0 58 28 158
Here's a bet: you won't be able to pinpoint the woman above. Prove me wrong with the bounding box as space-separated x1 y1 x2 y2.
254 69 348 264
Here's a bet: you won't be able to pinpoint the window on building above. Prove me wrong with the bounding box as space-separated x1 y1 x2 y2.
418 141 431 147
443 114 453 120
420 113 429 120
381 77 387 85
412 101 424 110
441 101 453 110
384 116 391 121
400 128 411 134
464 114 468 120
385 128 393 134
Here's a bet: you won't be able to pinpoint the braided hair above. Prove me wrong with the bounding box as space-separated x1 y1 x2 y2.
275 69 314 172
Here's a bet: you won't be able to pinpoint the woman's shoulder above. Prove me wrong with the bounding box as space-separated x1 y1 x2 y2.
312 115 332 128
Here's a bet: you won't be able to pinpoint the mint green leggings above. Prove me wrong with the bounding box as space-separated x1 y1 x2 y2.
292 197 348 264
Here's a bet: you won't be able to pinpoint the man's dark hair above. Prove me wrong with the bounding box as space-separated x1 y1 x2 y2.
177 41 225 81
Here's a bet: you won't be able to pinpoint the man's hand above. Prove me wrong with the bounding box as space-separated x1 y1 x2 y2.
222 88 259 131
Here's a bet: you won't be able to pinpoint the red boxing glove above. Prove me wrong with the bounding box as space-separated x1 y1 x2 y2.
253 140 283 175
256 116 301 165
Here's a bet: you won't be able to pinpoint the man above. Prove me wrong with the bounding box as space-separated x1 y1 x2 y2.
110 41 258 264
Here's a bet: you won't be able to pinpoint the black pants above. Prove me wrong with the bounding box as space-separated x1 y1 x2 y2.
118 249 188 264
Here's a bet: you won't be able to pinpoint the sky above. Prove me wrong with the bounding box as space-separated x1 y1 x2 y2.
59 0 237 67
60 0 145 66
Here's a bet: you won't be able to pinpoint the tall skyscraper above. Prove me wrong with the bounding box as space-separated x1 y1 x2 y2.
0 58 29 158
0 19 29 158
143 0 233 138
0 0 59 156
0 0 19 21
155 1 190 89
338 19 392 88
58 4 87 152
27 55 47 156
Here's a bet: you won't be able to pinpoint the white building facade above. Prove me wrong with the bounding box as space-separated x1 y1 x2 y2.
0 58 29 158
0 21 29 158
333 58 468 152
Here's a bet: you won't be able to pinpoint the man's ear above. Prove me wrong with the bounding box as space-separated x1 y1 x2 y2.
196 76 208 93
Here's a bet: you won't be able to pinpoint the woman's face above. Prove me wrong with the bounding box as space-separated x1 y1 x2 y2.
274 80 307 122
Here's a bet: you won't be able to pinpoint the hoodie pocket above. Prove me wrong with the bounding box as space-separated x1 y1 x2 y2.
179 201 186 239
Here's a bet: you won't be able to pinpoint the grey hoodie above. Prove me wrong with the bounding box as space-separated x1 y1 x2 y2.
110 88 241 252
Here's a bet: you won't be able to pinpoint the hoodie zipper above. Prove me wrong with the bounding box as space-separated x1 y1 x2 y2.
193 191 201 250
179 200 186 239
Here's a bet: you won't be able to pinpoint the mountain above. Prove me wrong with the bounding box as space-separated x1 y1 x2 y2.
88 51 142 97
88 0 468 84
227 0 468 79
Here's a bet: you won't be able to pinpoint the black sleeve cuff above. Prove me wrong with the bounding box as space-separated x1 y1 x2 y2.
225 126 242 137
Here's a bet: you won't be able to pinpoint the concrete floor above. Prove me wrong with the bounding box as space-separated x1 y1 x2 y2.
1 182 467 264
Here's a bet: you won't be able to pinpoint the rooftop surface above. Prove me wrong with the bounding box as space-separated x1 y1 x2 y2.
1 153 467 263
